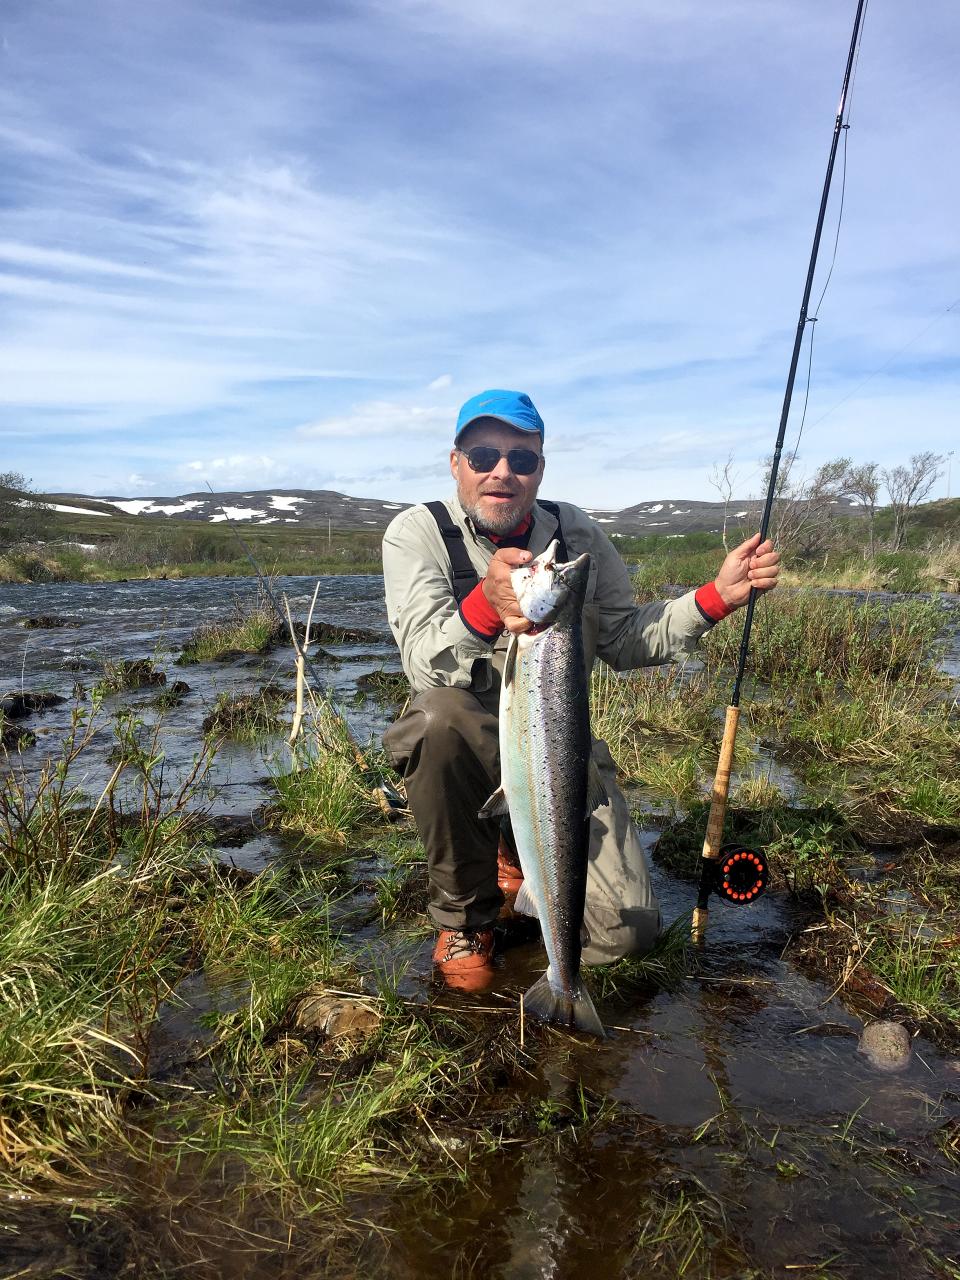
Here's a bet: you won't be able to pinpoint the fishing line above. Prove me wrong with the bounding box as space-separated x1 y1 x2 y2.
804 295 960 433
787 30 856 471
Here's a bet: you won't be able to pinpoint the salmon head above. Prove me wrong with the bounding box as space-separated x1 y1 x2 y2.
510 540 591 627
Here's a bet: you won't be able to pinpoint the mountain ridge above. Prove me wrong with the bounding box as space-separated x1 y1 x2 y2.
37 488 866 538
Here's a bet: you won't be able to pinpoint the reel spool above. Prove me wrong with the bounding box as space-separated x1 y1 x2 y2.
711 843 768 906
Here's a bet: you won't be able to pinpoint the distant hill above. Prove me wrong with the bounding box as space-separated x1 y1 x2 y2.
36 488 865 537
41 489 411 533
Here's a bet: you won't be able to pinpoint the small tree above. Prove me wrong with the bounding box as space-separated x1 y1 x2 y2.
882 451 944 550
0 472 49 548
842 461 881 557
764 453 851 561
707 452 742 552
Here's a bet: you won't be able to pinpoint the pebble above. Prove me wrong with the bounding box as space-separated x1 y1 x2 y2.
857 1020 913 1072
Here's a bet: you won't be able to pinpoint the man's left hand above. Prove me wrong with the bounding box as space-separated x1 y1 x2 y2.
715 533 781 609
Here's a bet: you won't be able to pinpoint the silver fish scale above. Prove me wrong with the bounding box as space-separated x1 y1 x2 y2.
503 603 592 998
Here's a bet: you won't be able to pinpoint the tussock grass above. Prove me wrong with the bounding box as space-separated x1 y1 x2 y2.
93 658 166 697
0 707 349 1177
202 685 289 741
272 749 378 847
703 590 947 684
178 595 285 663
0 713 209 1171
867 918 960 1026
270 701 381 846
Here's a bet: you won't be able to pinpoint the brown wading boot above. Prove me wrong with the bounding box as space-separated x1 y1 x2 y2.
432 928 495 993
497 836 525 920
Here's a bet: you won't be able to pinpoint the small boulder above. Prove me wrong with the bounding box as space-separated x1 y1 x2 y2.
0 720 35 750
17 616 78 629
857 1020 912 1072
291 990 381 1041
0 691 66 720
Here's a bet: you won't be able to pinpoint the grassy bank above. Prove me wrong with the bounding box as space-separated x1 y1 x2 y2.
2 575 959 1273
0 511 384 583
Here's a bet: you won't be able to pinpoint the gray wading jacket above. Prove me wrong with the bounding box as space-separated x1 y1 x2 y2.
382 493 713 695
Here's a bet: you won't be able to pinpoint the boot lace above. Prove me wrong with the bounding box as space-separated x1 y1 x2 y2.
440 929 490 963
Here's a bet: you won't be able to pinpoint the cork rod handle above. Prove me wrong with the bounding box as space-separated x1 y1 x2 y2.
702 705 740 861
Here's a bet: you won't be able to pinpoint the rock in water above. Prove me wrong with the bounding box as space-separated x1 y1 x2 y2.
857 1020 912 1072
292 990 381 1041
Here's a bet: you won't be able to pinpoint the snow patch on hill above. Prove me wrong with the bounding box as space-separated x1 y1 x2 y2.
40 503 112 517
210 507 268 522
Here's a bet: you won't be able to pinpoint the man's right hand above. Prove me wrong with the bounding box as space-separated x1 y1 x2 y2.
482 547 534 635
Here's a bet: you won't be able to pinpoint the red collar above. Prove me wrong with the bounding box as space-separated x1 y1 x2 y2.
488 513 532 544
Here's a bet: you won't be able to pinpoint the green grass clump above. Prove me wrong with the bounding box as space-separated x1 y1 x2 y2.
703 590 947 685
865 918 960 1028
93 658 166 697
270 702 382 847
272 752 378 847
202 686 290 741
179 598 285 663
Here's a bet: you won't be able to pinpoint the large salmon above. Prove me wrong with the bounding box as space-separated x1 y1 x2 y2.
480 540 606 1036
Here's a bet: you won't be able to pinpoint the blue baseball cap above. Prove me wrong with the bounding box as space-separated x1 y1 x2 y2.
455 390 545 444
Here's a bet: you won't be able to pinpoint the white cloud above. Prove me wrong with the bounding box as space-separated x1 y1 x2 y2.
297 401 451 439
428 373 453 390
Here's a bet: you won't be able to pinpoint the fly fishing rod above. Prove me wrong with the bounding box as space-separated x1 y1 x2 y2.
692 0 868 942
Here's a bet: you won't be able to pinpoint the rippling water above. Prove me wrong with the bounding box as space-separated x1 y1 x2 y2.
0 574 399 838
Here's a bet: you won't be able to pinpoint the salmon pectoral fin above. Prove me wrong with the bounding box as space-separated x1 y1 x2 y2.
586 760 609 816
478 786 509 820
503 636 518 689
522 973 606 1039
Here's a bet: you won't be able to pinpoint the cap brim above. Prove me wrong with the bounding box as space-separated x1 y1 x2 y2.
454 413 542 443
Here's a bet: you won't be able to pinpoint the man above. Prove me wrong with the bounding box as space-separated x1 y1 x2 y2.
382 390 780 989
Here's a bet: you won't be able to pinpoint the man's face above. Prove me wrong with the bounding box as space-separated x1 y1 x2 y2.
450 419 545 535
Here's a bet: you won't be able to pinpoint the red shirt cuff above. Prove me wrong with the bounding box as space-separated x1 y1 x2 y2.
695 581 734 623
459 580 504 640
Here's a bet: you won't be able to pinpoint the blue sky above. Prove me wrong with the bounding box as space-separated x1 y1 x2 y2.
1 0 957 507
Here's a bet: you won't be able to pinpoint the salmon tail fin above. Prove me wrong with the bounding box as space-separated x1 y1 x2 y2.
522 972 606 1039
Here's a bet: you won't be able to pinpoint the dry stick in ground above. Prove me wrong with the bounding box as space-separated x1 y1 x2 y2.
281 586 401 821
286 583 320 746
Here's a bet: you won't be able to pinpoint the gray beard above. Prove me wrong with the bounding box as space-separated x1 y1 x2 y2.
460 495 533 537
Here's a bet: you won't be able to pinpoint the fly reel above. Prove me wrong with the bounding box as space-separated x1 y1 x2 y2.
706 843 769 906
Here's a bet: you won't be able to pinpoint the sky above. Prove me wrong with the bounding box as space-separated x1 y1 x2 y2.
1 0 957 508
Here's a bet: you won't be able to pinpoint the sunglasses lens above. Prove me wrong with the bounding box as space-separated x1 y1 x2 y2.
465 447 501 473
464 446 540 475
507 449 540 476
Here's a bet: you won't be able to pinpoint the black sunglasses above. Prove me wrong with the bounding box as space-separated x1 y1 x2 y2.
460 445 542 476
